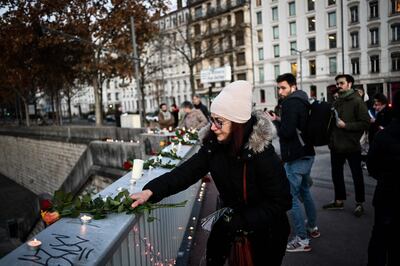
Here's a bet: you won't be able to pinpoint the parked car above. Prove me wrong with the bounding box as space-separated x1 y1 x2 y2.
87 114 96 122
145 111 159 122
106 114 116 122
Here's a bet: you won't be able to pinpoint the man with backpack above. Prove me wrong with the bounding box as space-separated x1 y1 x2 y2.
268 73 320 253
323 74 370 217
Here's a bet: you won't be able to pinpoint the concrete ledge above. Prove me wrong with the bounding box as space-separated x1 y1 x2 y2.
0 126 146 144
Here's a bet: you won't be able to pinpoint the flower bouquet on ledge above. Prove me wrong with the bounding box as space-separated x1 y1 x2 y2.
123 156 177 171
143 157 176 170
40 190 187 224
158 149 182 160
171 127 199 145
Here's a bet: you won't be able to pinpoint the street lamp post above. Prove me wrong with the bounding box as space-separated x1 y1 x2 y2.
291 48 305 90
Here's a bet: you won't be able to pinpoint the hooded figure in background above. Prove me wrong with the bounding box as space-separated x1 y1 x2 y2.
367 91 400 266
130 80 292 265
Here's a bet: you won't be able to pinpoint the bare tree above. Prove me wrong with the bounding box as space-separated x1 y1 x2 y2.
163 12 234 97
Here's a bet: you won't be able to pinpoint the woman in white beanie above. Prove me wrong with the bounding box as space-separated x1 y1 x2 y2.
130 81 291 265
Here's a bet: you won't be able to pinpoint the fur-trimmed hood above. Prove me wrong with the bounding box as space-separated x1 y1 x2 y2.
198 110 276 154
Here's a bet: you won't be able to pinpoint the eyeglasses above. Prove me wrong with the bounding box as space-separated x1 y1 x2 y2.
209 116 227 129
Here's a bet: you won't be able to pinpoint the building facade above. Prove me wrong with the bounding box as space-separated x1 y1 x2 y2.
145 5 192 111
187 0 254 105
251 0 400 110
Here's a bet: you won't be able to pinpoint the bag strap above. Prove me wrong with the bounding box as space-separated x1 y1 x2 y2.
243 163 247 204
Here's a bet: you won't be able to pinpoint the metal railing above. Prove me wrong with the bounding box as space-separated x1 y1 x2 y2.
0 144 202 266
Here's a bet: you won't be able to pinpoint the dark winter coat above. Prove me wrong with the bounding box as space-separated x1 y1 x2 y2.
368 106 393 143
329 89 370 153
143 111 291 264
194 102 210 120
367 118 400 207
276 90 315 162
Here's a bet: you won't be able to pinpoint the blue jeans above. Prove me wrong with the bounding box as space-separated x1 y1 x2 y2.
285 156 317 239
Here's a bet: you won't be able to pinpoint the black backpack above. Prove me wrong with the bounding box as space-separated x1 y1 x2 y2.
305 100 332 146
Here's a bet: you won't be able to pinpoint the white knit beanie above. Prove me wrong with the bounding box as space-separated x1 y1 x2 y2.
210 80 253 123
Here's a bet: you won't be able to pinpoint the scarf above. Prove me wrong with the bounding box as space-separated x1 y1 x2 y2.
161 111 171 120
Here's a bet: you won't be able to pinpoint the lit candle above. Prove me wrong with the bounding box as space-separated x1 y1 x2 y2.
177 142 182 153
117 187 126 193
147 165 154 177
131 159 144 182
80 214 93 224
27 238 42 251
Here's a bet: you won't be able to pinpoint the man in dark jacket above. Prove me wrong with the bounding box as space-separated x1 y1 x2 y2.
368 93 393 144
323 74 370 217
367 91 400 266
268 73 319 252
193 94 210 119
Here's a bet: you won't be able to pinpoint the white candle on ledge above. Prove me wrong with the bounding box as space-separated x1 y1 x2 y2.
146 165 154 178
117 187 126 192
80 214 93 224
177 142 182 153
131 159 144 183
27 238 42 250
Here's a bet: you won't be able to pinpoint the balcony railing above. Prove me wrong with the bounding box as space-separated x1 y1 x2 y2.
189 0 249 22
0 142 202 266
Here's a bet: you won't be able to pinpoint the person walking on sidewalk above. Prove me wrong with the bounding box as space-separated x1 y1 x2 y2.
323 74 370 217
268 73 320 253
367 92 400 266
130 81 292 265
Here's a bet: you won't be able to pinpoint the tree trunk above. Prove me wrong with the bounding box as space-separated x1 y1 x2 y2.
15 94 21 125
21 97 30 127
54 92 60 126
189 64 196 97
93 76 103 126
51 92 55 125
56 92 63 126
67 96 72 124
140 83 146 117
66 89 72 124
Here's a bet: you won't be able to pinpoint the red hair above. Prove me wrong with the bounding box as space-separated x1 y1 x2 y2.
229 122 246 156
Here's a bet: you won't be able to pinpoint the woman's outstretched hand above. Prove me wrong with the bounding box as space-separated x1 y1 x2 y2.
130 189 153 209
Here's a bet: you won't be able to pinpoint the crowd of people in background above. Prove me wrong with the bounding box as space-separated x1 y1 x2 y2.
155 94 210 131
267 73 398 265
136 73 398 265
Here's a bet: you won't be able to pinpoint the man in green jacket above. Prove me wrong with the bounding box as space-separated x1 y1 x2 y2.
323 74 370 217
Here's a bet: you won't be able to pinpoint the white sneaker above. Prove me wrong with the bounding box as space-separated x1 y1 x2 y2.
286 236 311 252
307 226 321 238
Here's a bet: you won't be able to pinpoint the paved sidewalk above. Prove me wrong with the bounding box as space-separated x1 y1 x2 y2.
189 145 375 266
